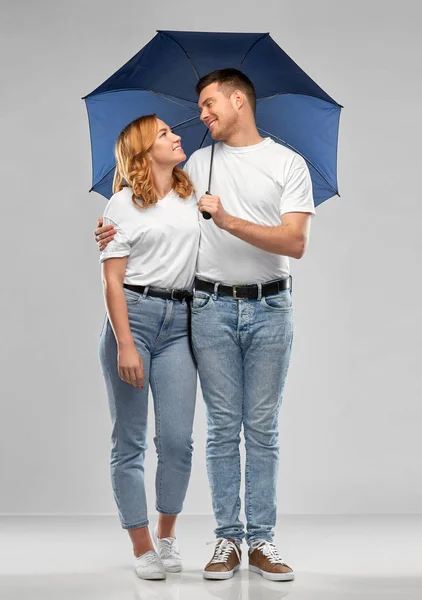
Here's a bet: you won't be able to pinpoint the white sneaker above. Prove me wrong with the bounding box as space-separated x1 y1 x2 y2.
134 550 166 580
152 525 183 572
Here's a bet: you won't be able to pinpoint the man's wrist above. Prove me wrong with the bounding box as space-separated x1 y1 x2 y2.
223 213 236 232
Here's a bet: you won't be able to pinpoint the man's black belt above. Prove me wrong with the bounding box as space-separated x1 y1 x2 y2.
194 276 292 300
123 283 192 301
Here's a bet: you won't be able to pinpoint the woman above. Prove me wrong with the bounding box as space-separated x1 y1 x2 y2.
98 114 199 580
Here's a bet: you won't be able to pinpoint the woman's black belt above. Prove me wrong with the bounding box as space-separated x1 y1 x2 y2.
123 283 192 301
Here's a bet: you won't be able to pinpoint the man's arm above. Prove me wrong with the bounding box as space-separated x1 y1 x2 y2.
225 211 311 259
197 194 311 259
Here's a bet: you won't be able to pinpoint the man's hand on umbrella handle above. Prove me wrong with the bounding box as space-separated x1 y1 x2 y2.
94 217 116 251
198 194 232 230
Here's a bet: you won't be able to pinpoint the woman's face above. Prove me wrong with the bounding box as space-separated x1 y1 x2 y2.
148 119 186 167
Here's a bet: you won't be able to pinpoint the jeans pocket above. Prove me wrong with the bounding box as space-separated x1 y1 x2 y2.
191 291 212 310
123 288 142 304
261 290 293 311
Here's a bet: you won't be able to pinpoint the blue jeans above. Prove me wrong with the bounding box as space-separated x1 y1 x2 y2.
99 288 197 529
191 282 294 545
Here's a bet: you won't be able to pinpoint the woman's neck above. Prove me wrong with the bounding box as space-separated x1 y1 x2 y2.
152 166 174 199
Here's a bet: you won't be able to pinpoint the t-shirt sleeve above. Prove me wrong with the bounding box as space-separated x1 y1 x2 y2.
280 155 315 216
183 158 193 179
99 215 131 263
183 158 199 201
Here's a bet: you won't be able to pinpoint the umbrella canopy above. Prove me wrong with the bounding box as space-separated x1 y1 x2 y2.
83 31 342 205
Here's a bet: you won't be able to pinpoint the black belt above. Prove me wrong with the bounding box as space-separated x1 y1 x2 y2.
194 277 292 300
123 283 192 301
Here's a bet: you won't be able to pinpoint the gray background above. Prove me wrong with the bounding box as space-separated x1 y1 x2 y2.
1 0 420 517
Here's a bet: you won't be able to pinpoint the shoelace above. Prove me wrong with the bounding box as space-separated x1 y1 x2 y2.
249 540 285 565
207 538 241 564
136 550 161 565
158 537 181 559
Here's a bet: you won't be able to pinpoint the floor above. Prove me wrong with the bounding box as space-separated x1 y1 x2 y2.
0 515 421 599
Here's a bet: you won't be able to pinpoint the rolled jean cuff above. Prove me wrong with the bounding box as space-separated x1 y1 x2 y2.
247 536 273 546
155 504 182 516
121 519 149 530
220 537 242 547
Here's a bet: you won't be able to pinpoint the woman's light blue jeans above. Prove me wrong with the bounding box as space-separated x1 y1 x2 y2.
99 287 197 530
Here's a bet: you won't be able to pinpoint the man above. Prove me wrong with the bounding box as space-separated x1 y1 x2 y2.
95 69 314 581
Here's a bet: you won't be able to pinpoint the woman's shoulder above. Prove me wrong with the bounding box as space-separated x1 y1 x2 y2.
170 190 197 207
104 187 137 220
183 191 197 204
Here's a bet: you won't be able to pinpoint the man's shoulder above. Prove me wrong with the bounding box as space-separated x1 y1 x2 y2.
265 140 308 174
267 139 299 159
185 144 215 167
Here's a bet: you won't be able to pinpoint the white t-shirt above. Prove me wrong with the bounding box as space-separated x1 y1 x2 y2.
184 137 315 284
99 187 200 290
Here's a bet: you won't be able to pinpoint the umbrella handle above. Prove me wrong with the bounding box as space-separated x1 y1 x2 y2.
202 192 212 220
202 141 215 220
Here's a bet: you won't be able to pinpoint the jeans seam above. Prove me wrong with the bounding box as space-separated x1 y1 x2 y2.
245 444 252 525
151 364 163 507
101 353 123 511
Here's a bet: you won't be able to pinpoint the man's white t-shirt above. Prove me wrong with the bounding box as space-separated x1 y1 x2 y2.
99 187 200 290
184 137 315 285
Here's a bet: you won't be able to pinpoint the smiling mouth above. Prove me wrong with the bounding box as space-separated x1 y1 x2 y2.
208 120 217 130
173 146 183 151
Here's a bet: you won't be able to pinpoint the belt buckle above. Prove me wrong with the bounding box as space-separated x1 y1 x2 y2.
232 286 245 300
171 289 178 300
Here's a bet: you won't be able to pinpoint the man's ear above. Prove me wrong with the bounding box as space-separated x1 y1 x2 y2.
232 89 245 111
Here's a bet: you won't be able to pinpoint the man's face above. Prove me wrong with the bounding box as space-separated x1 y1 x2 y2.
198 82 238 141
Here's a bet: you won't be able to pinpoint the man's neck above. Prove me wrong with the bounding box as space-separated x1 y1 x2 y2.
221 127 264 148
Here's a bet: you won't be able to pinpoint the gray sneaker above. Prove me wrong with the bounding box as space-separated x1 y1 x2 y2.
134 550 166 580
152 525 183 572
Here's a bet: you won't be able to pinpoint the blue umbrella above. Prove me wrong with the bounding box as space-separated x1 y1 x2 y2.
83 31 342 206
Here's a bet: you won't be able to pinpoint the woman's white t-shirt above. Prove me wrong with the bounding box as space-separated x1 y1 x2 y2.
99 187 200 290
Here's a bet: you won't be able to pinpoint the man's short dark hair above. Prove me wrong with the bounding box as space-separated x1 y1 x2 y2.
196 68 257 114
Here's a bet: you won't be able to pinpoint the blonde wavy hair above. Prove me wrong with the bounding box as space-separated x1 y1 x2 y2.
112 114 194 209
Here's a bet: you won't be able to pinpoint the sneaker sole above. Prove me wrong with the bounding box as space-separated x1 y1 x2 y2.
203 565 240 580
249 565 294 581
164 564 183 573
135 570 166 580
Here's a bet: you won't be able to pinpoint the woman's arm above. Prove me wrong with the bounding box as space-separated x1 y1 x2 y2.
102 258 144 388
102 257 132 345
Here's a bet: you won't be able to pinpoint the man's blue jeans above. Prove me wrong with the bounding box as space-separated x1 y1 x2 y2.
191 282 294 545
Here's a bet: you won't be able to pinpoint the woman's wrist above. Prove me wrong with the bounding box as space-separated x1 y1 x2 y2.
117 337 135 349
